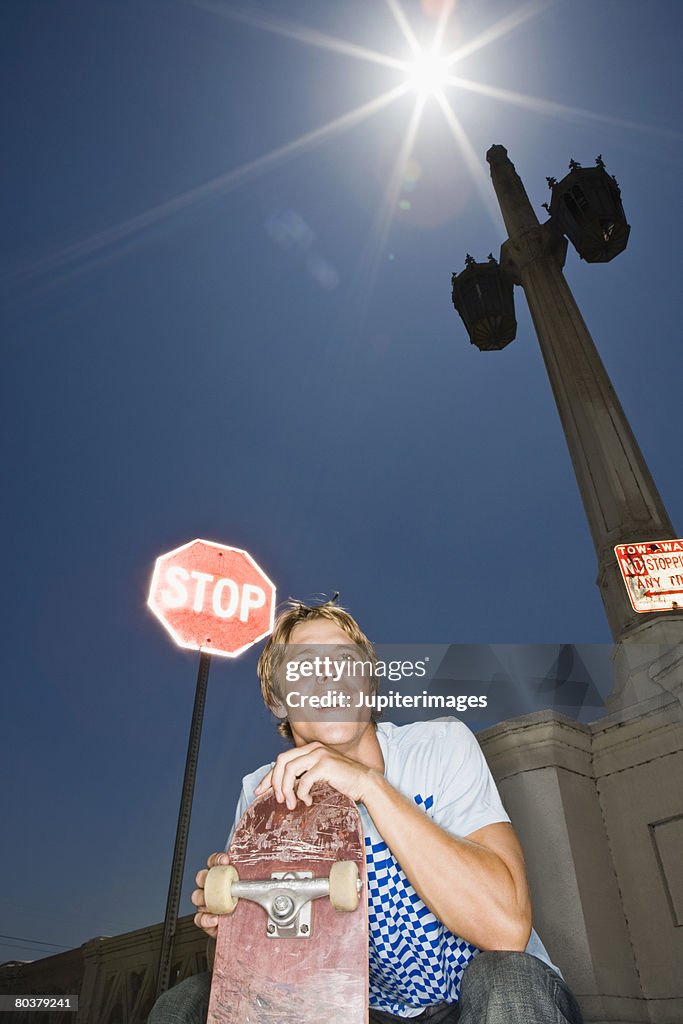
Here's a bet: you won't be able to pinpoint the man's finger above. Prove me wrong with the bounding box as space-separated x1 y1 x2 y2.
295 764 322 806
191 888 206 908
279 749 324 808
195 869 208 888
194 911 218 934
271 745 322 803
207 851 230 868
254 770 274 795
270 741 325 802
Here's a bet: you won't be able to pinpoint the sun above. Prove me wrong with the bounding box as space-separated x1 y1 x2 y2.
26 0 585 290
405 49 450 98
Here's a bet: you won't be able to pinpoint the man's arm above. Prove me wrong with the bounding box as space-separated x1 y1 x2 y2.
255 741 532 952
360 771 531 952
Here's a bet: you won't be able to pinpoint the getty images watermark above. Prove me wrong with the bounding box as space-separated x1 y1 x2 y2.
283 653 487 712
270 643 666 724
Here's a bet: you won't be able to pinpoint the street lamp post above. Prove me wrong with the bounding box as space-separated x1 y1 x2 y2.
453 145 682 708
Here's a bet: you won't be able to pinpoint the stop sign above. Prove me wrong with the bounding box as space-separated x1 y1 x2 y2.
147 539 276 657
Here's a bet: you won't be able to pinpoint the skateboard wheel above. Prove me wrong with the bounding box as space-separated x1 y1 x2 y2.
329 861 360 911
204 865 239 914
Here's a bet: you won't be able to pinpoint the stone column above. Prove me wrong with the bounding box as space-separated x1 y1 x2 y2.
485 145 683 708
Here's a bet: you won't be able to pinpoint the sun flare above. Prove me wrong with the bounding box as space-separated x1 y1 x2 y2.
405 49 450 98
21 0 606 292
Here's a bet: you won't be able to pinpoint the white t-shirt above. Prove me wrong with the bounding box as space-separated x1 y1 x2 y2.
227 719 560 1017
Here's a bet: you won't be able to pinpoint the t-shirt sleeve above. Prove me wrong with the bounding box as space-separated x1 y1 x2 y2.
433 720 510 837
223 763 274 849
224 785 251 850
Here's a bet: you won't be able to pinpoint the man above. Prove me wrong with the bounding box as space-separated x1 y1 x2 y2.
149 599 583 1023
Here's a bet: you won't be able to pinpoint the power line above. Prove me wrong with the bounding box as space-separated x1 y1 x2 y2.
0 899 139 932
0 934 71 950
0 941 61 956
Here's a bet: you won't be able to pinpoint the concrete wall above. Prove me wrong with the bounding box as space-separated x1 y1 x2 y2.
480 695 683 1024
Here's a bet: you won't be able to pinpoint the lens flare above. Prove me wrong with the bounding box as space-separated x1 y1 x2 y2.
13 0 650 299
406 49 450 97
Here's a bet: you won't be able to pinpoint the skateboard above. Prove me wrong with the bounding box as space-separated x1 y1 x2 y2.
204 781 368 1024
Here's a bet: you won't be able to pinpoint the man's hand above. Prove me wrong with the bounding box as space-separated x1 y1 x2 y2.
254 741 375 808
191 852 230 938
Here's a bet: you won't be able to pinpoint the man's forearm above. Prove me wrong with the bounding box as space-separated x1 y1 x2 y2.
361 770 532 951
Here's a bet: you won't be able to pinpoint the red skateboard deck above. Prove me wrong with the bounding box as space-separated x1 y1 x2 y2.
206 782 368 1024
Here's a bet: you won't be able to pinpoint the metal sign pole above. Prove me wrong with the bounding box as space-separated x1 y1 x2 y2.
155 651 212 998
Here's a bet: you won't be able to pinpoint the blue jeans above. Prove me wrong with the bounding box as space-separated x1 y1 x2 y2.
147 951 584 1023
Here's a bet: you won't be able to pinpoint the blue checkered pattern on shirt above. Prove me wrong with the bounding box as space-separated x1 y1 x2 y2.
366 793 480 1016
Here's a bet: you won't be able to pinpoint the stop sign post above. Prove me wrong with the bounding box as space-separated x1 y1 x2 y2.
147 539 276 997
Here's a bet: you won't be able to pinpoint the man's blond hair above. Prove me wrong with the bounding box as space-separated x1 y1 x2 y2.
257 597 377 741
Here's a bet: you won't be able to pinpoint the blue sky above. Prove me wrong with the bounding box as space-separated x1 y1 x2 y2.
1 0 682 963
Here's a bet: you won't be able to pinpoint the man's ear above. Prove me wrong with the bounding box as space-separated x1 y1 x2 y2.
270 700 288 720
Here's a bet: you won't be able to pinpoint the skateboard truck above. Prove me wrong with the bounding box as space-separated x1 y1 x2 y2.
205 861 361 939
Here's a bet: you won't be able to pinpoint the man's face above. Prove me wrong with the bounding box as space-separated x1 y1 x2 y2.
276 617 375 750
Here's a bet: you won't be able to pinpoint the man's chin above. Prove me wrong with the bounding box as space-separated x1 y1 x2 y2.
291 716 371 747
